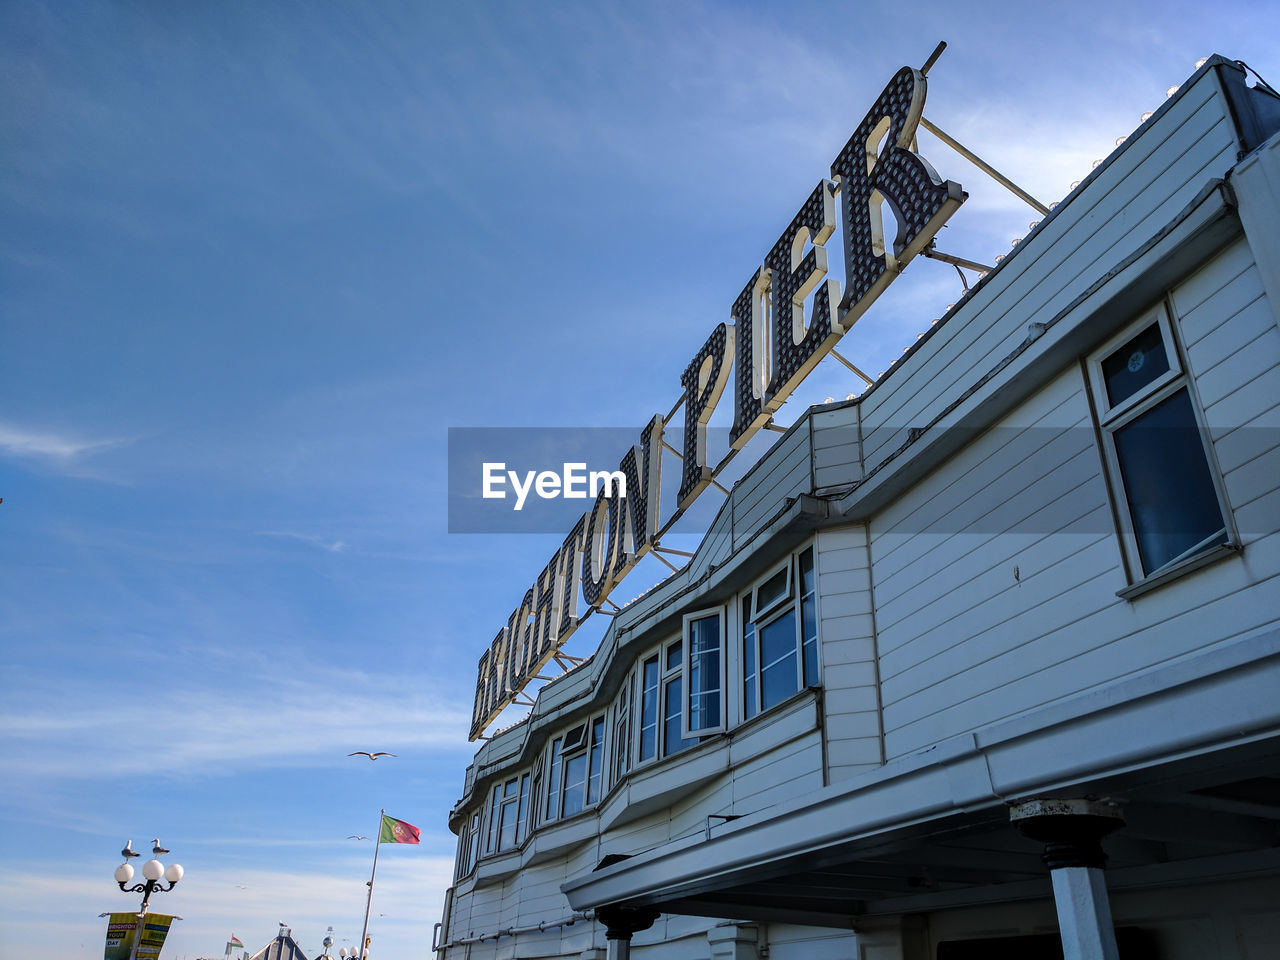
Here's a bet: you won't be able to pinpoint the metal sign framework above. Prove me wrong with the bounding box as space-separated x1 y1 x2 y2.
468 43 1053 741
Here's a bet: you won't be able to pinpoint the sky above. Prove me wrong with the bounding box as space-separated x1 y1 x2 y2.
2 1 1278 958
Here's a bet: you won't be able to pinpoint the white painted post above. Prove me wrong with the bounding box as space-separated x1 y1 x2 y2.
1051 866 1121 960
1010 798 1125 960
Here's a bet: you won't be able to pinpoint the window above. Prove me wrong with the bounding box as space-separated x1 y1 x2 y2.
456 811 481 879
1089 303 1230 580
638 655 660 762
544 715 607 821
662 640 699 757
743 546 820 719
485 772 531 854
611 683 632 785
683 609 725 736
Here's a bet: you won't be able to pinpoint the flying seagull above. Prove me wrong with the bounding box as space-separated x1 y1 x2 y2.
348 835 370 840
347 751 396 760
152 839 170 856
121 841 140 860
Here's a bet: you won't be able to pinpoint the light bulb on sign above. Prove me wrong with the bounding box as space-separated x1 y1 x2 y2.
1166 85 1180 98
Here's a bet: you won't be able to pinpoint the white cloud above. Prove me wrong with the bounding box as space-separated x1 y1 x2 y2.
256 530 348 553
0 671 472 782
0 421 128 465
0 853 456 960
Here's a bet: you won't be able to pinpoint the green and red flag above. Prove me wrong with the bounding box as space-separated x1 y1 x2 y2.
379 813 420 844
229 936 244 949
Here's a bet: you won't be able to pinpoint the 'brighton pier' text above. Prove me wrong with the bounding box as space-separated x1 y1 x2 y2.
470 65 966 740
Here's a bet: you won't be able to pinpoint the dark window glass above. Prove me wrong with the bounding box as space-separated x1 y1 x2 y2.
1102 323 1169 408
760 609 798 710
756 566 789 613
1113 388 1227 573
639 657 660 761
742 596 758 720
666 640 682 671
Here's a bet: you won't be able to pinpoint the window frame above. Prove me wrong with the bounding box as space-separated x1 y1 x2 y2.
681 606 727 739
1086 300 1235 585
741 545 820 721
542 713 608 823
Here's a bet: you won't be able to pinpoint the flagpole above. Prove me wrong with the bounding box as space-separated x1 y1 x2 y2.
358 809 384 960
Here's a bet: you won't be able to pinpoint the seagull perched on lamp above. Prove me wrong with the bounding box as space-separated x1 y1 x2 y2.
152 839 170 856
347 751 396 760
121 841 140 860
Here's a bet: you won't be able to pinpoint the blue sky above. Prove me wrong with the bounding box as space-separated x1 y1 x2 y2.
3 2 1277 957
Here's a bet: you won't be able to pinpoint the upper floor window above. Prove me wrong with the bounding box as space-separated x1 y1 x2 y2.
544 715 606 821
1088 302 1231 580
683 609 725 736
611 683 632 785
455 811 481 879
485 772 530 855
743 547 819 719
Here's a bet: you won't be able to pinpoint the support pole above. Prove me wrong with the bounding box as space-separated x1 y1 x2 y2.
1011 798 1125 960
920 116 1051 215
359 810 385 960
596 905 660 960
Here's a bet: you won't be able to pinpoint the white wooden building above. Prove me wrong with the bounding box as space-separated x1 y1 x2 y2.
437 56 1280 960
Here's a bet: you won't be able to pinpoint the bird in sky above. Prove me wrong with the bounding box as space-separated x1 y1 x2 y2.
347 751 396 760
121 841 140 860
348 835 370 840
152 839 169 856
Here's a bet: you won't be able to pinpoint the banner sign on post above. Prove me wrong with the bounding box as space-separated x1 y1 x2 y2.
136 914 177 960
104 913 139 960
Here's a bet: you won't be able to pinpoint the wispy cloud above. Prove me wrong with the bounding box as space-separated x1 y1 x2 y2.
256 530 348 553
0 854 454 960
0 421 128 464
0 670 472 781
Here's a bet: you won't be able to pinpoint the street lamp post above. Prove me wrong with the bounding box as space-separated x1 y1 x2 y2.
114 842 184 960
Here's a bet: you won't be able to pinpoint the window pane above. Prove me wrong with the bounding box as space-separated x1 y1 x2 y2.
1102 323 1169 409
498 798 517 850
688 614 721 731
613 687 631 782
756 566 789 612
468 813 480 869
663 676 696 756
1113 388 1227 573
486 785 502 852
545 738 563 820
586 717 605 804
760 609 798 710
799 550 818 686
561 752 587 817
516 774 529 844
639 657 659 761
666 640 682 671
742 596 757 720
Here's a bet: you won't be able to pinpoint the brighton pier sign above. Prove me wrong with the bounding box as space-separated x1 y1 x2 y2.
470 63 967 740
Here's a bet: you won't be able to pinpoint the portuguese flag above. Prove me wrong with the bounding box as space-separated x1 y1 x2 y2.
379 813 421 845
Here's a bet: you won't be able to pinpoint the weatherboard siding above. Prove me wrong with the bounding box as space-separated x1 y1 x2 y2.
732 423 812 545
870 238 1280 759
814 524 884 782
859 72 1237 473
